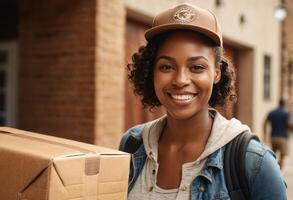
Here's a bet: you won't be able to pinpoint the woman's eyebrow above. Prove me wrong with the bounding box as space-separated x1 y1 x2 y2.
187 56 208 62
156 55 209 62
156 55 176 62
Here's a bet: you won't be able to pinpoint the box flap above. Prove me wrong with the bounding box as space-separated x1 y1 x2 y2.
0 146 52 200
17 166 52 200
50 153 130 199
53 154 100 186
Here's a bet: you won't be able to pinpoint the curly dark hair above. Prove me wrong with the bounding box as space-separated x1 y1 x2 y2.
127 31 234 109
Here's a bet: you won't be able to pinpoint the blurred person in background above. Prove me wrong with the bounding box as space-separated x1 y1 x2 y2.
264 99 292 169
120 3 287 199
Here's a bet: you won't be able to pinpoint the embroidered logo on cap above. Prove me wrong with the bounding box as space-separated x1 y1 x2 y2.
173 6 195 23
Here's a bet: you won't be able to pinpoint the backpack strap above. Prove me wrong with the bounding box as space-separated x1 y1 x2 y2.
224 131 260 200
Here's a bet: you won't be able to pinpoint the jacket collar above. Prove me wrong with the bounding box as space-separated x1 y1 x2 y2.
205 147 224 169
198 147 224 183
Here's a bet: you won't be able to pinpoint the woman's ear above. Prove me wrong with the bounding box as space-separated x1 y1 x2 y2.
214 63 221 84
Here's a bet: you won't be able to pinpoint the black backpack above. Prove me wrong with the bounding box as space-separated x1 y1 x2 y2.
224 131 259 200
122 130 259 200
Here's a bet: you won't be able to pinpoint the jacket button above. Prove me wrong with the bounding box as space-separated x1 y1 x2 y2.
198 186 205 192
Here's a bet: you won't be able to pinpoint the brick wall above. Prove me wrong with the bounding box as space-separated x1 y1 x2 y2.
94 0 126 148
19 0 96 143
19 0 126 148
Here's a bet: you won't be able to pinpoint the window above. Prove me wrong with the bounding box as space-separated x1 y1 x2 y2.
0 42 18 127
263 55 271 100
0 51 7 125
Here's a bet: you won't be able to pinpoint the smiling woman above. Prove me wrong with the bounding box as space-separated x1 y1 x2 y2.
120 3 287 200
153 31 220 122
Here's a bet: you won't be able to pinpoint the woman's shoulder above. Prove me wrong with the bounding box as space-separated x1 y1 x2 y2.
124 124 146 138
245 139 287 199
119 124 145 151
119 115 167 151
246 138 272 157
245 138 277 172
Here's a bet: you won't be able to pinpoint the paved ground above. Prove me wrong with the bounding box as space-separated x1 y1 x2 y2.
281 136 293 199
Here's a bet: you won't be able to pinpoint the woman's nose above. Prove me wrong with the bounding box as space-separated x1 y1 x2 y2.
172 69 191 87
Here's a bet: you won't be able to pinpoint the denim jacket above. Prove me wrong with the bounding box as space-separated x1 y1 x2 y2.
119 124 287 200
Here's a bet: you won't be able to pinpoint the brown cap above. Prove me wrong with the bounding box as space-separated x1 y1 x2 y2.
145 3 223 46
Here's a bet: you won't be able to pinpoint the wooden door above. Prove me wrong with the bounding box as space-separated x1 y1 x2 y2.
124 19 165 130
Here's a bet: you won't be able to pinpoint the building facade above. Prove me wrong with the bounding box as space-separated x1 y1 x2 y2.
282 0 293 112
0 0 283 148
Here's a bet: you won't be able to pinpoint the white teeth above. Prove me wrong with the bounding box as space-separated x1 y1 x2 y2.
171 94 194 101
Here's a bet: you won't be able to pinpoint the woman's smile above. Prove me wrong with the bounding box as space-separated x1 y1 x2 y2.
166 91 198 105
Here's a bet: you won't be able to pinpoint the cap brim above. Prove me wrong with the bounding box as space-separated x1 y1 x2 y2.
145 24 221 46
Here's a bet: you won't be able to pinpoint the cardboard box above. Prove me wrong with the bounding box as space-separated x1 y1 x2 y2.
0 127 130 200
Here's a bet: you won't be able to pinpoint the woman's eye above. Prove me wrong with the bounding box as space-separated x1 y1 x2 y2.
158 65 174 72
190 65 205 72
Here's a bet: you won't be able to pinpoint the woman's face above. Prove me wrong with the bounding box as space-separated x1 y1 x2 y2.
153 31 221 120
